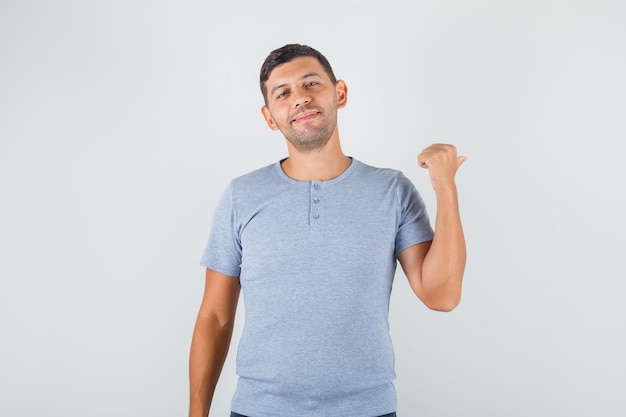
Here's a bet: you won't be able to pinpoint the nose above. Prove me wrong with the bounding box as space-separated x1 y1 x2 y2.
293 88 310 107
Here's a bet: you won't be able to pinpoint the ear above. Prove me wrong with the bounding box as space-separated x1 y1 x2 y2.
261 106 279 131
335 80 348 109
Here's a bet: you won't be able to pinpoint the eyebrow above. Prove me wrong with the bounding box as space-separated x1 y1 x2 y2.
269 72 323 97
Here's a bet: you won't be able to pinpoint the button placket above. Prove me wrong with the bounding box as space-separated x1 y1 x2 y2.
311 180 322 224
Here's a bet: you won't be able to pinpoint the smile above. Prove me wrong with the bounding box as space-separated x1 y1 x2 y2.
291 110 320 124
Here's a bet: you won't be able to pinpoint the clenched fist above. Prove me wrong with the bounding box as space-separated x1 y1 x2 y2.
418 143 467 191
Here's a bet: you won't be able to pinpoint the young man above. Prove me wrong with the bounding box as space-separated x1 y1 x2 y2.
189 44 467 417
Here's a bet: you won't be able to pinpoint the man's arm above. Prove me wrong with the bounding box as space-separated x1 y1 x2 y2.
397 143 467 312
189 268 241 417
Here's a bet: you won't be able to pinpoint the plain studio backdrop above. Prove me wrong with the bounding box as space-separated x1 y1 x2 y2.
1 1 625 416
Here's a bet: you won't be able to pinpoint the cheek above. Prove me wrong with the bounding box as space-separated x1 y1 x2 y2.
273 106 291 124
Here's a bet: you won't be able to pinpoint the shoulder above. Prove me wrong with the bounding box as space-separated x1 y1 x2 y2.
224 161 289 209
351 160 424 209
226 162 285 200
230 162 277 187
352 159 411 186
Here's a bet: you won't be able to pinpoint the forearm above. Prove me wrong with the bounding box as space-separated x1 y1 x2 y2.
421 184 466 311
189 315 235 417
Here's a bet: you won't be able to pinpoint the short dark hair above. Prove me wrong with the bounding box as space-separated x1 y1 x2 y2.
260 44 337 105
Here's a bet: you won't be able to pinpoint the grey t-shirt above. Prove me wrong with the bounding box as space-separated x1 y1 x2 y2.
200 158 434 417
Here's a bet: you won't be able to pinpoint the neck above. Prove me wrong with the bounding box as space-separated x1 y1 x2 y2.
281 135 351 182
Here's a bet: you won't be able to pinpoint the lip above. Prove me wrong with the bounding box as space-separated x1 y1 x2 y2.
291 110 320 124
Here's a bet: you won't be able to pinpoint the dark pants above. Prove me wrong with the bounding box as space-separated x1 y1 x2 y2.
230 413 396 417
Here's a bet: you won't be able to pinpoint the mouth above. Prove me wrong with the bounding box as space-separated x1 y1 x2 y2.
291 110 320 124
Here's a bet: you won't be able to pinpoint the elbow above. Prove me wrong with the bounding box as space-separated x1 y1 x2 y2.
423 291 461 312
410 270 464 312
427 298 460 312
428 303 459 313
419 271 464 312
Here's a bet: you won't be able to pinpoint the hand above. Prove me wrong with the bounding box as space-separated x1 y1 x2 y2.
417 143 467 191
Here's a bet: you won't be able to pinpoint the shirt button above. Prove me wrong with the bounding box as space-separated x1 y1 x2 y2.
313 213 320 219
313 198 320 204
313 184 321 190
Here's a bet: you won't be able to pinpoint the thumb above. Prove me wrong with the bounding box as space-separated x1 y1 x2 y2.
457 155 468 168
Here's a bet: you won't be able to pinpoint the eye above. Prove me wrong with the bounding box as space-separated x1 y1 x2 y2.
276 90 289 99
305 81 318 88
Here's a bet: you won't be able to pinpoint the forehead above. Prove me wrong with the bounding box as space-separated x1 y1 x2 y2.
266 56 328 86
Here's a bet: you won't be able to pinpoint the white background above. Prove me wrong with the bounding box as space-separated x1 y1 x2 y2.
1 1 625 416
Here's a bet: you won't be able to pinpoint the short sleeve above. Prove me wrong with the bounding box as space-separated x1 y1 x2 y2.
199 183 242 277
394 173 434 256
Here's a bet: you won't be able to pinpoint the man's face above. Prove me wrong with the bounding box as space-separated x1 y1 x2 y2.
261 56 347 152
